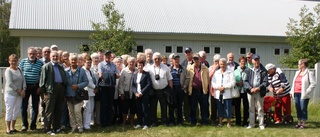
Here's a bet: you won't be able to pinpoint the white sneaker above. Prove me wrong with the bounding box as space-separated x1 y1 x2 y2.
246 126 253 129
134 125 142 129
259 125 265 130
142 125 148 130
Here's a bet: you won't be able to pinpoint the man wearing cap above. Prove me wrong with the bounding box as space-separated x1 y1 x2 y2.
98 50 120 127
181 47 193 68
265 63 291 124
243 54 268 130
181 47 193 122
187 53 210 125
50 45 58 51
147 52 173 126
168 54 190 125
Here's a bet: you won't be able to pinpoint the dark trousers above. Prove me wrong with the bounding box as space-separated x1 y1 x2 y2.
169 85 184 124
190 90 209 125
113 99 123 124
149 88 168 125
183 92 191 122
21 84 40 129
210 95 218 122
44 84 65 130
234 92 249 126
60 99 70 127
136 95 149 126
99 86 115 126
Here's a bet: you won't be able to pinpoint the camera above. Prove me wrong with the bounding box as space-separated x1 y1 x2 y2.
155 74 160 80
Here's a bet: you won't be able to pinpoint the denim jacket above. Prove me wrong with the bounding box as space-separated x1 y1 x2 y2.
65 67 89 97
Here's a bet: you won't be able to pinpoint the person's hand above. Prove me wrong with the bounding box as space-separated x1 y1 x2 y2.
250 88 256 93
276 88 284 94
71 84 78 90
36 87 42 95
21 90 26 98
94 88 99 93
120 94 125 100
236 82 243 87
218 86 225 93
269 87 274 92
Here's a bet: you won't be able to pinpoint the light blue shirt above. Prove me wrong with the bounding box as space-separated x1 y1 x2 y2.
52 62 62 83
65 67 89 97
98 61 119 86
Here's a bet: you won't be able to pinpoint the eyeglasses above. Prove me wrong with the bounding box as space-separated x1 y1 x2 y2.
193 58 199 60
44 51 51 53
246 57 251 59
154 58 161 60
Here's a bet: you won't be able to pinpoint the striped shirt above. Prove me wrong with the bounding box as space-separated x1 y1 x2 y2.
19 58 44 84
267 68 290 98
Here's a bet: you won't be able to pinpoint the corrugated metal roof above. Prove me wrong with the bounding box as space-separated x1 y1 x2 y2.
9 0 319 36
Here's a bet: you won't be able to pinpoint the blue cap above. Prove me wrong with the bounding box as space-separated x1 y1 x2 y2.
252 54 260 59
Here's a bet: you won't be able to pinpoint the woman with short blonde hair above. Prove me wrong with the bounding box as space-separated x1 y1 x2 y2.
4 54 26 134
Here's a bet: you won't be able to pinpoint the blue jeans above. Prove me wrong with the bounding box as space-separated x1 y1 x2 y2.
169 85 184 124
294 93 309 120
216 96 232 118
21 84 40 129
190 90 209 125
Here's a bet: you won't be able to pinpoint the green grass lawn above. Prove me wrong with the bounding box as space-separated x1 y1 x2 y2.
0 103 319 137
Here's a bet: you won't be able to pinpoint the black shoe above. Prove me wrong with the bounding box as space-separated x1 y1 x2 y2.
10 129 19 132
30 126 37 130
21 126 27 132
6 131 12 134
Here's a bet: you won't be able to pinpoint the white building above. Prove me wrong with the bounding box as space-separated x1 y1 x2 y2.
9 0 319 66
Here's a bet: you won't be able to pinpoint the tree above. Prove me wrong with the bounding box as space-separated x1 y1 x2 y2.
86 1 136 55
280 4 320 68
0 1 20 67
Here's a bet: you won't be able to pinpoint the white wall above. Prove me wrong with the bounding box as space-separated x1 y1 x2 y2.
19 37 291 67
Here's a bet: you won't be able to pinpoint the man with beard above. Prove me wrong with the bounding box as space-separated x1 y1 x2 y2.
19 47 44 131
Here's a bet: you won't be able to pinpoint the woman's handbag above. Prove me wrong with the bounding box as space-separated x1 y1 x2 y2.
75 70 89 101
231 86 240 98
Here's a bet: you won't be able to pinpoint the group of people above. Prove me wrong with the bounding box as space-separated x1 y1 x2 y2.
3 45 316 135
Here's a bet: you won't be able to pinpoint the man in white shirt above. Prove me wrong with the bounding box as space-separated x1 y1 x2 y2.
147 52 173 126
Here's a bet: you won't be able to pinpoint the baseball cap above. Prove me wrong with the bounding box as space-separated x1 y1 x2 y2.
172 53 180 59
185 47 192 53
252 54 260 60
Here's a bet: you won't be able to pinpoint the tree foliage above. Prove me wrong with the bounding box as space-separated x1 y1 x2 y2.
280 4 320 68
0 1 20 67
86 1 136 55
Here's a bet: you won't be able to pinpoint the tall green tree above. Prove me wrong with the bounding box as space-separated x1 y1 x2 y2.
280 4 320 68
87 1 136 55
0 1 20 67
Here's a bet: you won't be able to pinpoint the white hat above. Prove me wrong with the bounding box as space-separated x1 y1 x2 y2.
50 45 58 50
265 63 276 71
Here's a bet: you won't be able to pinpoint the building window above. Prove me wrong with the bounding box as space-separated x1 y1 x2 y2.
214 47 220 54
136 45 143 52
274 48 280 55
284 49 290 54
165 46 172 53
204 47 210 54
177 46 183 53
250 48 256 54
240 48 246 54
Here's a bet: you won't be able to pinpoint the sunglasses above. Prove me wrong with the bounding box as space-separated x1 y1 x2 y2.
154 58 161 60
193 57 199 60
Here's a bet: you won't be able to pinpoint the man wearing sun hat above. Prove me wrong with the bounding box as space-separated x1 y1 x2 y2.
265 63 291 124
